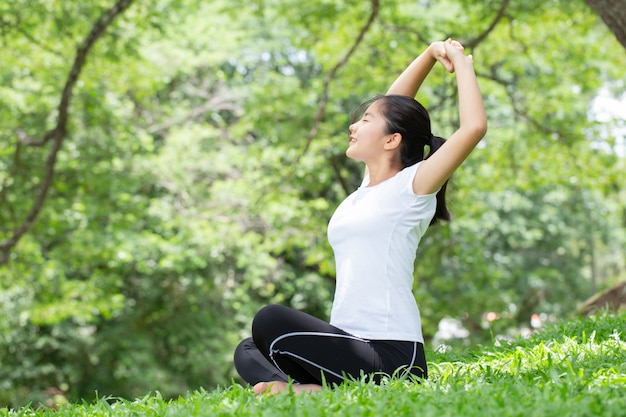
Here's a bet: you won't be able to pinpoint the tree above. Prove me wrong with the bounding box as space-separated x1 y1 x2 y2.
0 0 134 264
0 0 625 407
585 0 626 49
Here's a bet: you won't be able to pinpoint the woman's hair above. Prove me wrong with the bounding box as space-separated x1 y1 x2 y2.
351 94 451 224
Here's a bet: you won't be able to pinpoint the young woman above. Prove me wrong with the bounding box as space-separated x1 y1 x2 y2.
233 39 487 395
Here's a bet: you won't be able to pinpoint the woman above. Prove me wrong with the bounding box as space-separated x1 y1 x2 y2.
233 39 487 395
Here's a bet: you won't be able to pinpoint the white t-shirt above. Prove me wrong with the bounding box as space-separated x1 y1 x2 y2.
327 162 437 342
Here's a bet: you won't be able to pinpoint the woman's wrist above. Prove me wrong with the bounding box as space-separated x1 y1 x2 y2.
454 56 475 71
427 41 443 60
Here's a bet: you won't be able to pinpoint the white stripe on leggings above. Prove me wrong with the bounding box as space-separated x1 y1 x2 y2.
398 341 417 379
269 331 369 382
269 331 418 382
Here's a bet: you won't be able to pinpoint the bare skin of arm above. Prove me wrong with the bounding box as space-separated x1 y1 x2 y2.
387 39 487 195
252 40 485 397
386 40 459 97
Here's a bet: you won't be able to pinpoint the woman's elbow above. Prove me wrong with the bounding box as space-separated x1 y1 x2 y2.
467 120 487 141
476 120 488 138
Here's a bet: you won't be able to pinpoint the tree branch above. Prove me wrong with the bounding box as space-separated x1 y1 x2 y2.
477 67 566 139
253 0 381 206
466 0 511 49
0 141 22 221
329 154 351 196
0 0 135 264
300 0 380 157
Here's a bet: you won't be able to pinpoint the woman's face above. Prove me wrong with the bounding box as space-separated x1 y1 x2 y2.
346 100 390 162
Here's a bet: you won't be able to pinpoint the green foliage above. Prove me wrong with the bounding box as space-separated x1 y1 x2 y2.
1 0 625 408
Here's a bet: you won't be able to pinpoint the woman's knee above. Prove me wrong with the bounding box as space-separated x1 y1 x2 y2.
251 304 293 346
252 304 286 333
233 337 254 366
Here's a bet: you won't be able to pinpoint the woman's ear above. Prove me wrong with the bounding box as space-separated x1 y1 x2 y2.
383 133 402 150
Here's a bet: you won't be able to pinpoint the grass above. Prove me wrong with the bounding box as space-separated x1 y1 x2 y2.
2 311 625 417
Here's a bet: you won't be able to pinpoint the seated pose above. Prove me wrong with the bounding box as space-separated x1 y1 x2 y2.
234 39 487 395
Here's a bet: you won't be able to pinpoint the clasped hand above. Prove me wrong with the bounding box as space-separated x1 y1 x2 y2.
430 39 473 73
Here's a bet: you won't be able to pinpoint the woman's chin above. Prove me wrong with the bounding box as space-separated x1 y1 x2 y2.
345 152 363 162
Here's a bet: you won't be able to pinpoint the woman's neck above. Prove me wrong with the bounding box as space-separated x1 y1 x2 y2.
365 162 403 186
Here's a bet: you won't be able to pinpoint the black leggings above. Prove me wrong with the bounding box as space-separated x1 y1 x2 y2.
233 304 427 386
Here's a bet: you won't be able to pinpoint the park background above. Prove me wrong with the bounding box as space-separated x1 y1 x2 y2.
1 0 625 408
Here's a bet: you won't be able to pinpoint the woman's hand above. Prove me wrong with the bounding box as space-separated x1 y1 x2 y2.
413 39 486 196
429 39 466 73
443 39 473 69
385 39 466 97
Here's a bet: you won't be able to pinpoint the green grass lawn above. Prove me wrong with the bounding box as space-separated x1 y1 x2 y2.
3 311 625 417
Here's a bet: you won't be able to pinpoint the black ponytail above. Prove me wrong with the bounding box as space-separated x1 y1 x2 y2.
425 134 451 224
374 95 451 225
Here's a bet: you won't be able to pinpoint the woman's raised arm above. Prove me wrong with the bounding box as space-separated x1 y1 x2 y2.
412 39 487 195
386 41 458 97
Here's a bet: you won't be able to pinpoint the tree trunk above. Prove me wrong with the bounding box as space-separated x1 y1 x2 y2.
578 280 626 316
585 0 626 49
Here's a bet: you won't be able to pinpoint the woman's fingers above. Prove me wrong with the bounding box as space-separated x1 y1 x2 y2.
450 39 464 50
435 39 467 72
439 56 454 73
432 39 467 73
433 42 454 72
444 39 468 63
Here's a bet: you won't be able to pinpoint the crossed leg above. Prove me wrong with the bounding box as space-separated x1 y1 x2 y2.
234 304 405 394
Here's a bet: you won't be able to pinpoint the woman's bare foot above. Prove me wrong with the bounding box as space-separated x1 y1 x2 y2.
253 381 323 395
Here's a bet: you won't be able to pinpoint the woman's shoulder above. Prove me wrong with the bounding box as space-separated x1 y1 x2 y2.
400 162 439 199
397 161 423 183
